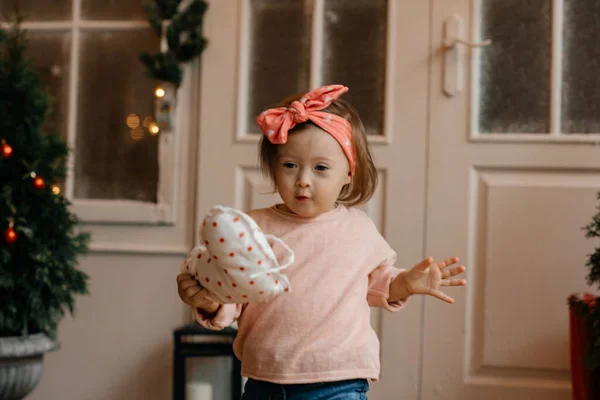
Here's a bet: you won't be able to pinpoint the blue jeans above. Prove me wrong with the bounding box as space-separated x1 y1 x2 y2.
241 378 369 400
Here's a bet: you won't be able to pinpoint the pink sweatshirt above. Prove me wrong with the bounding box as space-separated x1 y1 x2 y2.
193 204 406 384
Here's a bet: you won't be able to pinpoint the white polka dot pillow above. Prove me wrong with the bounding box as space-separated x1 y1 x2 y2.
180 205 293 304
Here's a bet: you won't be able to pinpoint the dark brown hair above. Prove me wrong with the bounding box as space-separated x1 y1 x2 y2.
258 92 378 207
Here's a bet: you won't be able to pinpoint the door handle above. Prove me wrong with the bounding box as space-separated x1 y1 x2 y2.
443 13 492 97
445 37 492 49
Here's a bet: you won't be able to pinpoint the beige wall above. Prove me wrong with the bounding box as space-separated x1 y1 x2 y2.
28 253 189 400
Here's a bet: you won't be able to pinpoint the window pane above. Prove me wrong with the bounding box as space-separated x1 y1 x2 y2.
561 0 600 134
81 0 147 21
75 29 160 202
0 0 72 21
25 32 71 140
246 0 312 133
479 0 551 133
322 0 387 136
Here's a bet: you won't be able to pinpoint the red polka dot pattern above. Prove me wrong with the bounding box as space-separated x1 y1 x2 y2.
179 205 293 304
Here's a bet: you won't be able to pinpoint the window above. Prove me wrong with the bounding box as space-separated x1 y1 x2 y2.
1 0 182 224
475 0 600 141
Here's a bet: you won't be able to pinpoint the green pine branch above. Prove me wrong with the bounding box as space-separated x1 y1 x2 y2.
139 0 208 88
155 0 183 20
584 191 600 288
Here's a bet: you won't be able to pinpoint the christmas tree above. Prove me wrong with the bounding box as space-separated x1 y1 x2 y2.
0 20 90 338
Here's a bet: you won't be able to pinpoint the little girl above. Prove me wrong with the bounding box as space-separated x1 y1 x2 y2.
176 84 467 399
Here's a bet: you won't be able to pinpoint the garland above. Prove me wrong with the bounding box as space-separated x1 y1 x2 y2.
139 0 208 88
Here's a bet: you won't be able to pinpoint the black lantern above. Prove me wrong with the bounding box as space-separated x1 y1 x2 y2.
173 323 242 400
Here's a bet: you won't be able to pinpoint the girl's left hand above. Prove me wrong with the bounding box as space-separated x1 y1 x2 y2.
403 256 467 303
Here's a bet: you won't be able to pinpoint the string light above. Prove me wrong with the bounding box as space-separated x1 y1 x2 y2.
149 123 160 135
126 113 140 129
33 176 45 189
143 116 154 128
3 220 17 244
1 141 13 158
131 126 144 141
52 186 60 195
155 87 165 98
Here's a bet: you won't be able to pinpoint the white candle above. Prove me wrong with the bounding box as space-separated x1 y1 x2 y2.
186 382 213 400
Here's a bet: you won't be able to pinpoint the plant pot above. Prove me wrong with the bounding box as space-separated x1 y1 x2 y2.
569 294 600 400
0 333 57 400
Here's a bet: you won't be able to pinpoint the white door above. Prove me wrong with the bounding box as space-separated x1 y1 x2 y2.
424 1 600 399
197 1 430 398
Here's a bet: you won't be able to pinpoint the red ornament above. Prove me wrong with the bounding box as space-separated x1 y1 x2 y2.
4 227 17 244
33 176 45 189
1 143 12 158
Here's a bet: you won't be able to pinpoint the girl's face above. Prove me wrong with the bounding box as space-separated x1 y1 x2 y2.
274 125 352 218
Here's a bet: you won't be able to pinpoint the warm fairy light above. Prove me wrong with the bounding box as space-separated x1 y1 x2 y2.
52 185 60 195
4 226 17 244
33 176 45 189
51 65 63 77
131 126 144 141
143 116 154 128
2 143 12 157
149 123 160 135
126 113 140 129
155 88 165 98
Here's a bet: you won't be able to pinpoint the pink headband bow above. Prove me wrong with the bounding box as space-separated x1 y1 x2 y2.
255 84 356 176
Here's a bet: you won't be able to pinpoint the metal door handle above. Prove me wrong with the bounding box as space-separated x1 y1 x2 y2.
443 14 492 97
444 37 492 49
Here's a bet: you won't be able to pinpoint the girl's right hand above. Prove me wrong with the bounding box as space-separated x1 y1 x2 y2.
176 273 220 313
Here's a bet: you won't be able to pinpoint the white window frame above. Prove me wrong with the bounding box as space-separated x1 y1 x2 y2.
6 1 183 225
470 0 600 143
